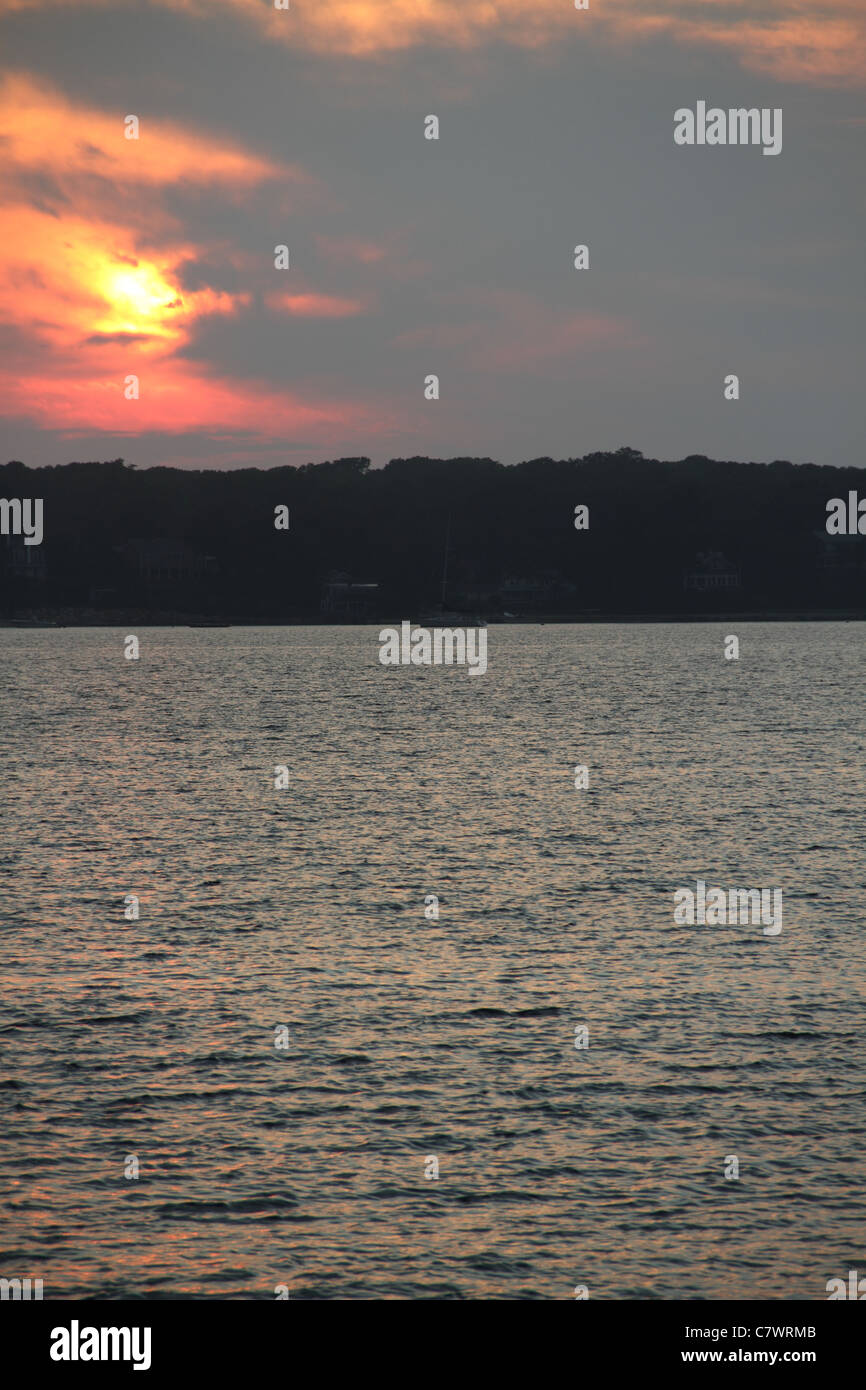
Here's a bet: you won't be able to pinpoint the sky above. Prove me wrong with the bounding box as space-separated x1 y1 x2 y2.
0 0 863 470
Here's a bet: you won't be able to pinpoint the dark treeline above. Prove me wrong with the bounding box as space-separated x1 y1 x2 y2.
1 449 864 620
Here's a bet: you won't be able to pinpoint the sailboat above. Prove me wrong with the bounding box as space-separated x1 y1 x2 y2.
418 514 487 627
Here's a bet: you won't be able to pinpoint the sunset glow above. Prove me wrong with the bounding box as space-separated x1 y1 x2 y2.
0 0 861 465
0 0 863 83
100 266 182 336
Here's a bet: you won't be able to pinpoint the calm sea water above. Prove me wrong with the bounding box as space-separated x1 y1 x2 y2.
1 624 864 1299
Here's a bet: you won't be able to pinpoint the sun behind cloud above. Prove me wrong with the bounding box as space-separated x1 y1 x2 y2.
0 74 386 439
100 264 183 335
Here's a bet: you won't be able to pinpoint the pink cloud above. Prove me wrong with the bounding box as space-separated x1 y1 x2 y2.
393 290 645 375
2 1 863 86
315 235 388 266
265 290 369 318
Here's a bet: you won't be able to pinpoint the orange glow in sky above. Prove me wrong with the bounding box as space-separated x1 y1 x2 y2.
0 75 364 436
0 0 863 83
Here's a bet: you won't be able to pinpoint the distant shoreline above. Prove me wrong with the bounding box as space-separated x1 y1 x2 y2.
3 610 866 628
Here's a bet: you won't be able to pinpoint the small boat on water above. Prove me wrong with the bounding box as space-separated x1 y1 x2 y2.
416 516 487 626
417 611 487 628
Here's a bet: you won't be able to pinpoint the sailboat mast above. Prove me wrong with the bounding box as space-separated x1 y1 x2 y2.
441 513 451 607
